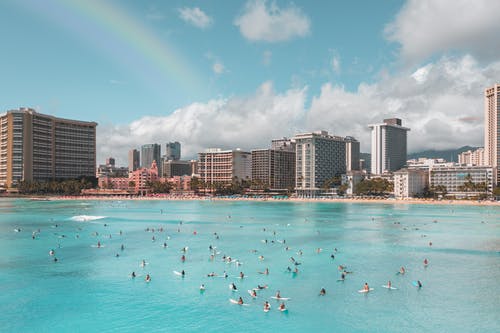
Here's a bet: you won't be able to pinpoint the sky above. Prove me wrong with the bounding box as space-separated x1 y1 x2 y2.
1 0 500 165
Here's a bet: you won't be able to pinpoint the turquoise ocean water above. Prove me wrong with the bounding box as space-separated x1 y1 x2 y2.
0 198 498 332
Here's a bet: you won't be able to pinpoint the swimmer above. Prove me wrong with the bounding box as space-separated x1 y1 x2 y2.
319 288 326 296
264 268 269 275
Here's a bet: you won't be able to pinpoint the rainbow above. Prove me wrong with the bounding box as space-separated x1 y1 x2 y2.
21 0 204 96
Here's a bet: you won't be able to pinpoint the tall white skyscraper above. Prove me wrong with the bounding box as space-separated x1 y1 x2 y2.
369 118 410 175
484 84 500 184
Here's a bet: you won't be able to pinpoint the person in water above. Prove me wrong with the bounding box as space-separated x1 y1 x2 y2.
423 258 429 266
131 272 136 278
399 267 406 274
388 281 392 288
231 283 237 291
340 272 346 280
279 302 286 311
275 290 281 298
319 288 326 296
417 280 423 288
145 274 151 282
238 297 244 305
181 270 185 277
264 301 271 311
251 289 257 297
364 283 370 291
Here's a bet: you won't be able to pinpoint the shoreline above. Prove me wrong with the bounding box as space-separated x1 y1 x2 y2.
12 194 500 206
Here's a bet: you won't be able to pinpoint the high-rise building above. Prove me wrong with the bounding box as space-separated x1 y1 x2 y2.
345 136 360 171
484 84 500 184
198 148 251 185
165 142 181 161
458 148 485 166
294 131 347 197
128 149 140 172
369 118 410 175
0 108 97 189
141 144 161 170
252 138 296 191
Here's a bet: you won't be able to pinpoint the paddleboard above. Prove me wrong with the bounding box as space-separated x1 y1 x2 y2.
358 288 374 293
229 299 249 306
271 296 291 301
381 285 397 290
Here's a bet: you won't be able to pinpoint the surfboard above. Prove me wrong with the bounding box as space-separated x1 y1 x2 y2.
381 285 397 290
173 270 184 276
91 245 105 248
271 296 291 300
358 288 374 293
278 308 288 312
264 308 270 312
229 298 248 306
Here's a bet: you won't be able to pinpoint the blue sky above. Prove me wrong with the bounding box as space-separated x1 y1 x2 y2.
1 0 500 164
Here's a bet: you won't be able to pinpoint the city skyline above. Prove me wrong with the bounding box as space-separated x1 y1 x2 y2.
2 0 500 165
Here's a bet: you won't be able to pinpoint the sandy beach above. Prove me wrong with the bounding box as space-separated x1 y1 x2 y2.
38 194 500 206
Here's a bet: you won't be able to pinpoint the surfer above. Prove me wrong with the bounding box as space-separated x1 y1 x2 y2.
399 267 406 274
97 241 101 248
319 288 326 296
121 244 125 251
181 270 185 277
363 283 369 292
145 274 151 282
230 283 237 291
257 284 267 290
200 284 205 290
251 289 257 297
131 272 136 278
279 302 286 311
264 301 271 311
340 272 346 280
239 272 244 279
275 290 281 299
181 255 186 262
417 280 422 288
49 249 55 256
238 297 243 305
423 258 428 266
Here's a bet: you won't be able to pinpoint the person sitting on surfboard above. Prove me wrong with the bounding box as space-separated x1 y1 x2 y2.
238 297 244 305
231 283 237 290
264 301 270 311
364 283 369 291
279 302 286 311
275 290 281 298
181 270 185 277
319 288 326 296
239 272 244 279
131 272 136 278
145 274 151 282
251 290 257 297
388 281 392 288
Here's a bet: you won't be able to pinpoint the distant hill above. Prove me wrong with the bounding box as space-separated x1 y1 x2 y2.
359 146 480 166
407 146 480 162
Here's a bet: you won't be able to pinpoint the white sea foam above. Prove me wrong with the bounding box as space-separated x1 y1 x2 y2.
70 215 106 222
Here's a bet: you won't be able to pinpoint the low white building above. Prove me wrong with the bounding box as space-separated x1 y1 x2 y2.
429 165 496 198
342 170 365 196
393 169 428 199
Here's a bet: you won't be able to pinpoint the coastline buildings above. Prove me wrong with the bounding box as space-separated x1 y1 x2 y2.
141 144 161 169
458 148 485 166
294 131 347 197
165 142 181 161
484 84 500 184
162 159 191 178
345 136 360 171
128 149 140 172
429 165 496 198
393 169 428 199
251 138 296 191
97 157 128 178
0 108 97 189
369 118 410 175
198 148 251 185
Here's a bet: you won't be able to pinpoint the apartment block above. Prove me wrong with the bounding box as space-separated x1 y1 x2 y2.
393 169 428 199
429 165 496 197
0 108 96 189
251 140 296 191
198 148 251 185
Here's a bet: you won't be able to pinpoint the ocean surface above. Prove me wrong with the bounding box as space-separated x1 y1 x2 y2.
0 198 498 333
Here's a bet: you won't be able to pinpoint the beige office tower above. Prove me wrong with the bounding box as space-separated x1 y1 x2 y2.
0 108 97 189
484 84 500 184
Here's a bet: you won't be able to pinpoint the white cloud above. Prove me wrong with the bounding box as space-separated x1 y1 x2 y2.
97 82 307 165
212 62 225 74
385 0 500 64
234 0 310 42
178 7 213 29
98 55 500 166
